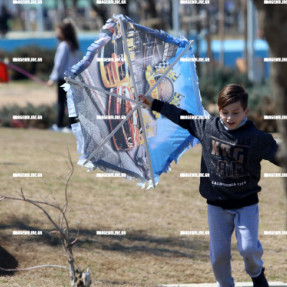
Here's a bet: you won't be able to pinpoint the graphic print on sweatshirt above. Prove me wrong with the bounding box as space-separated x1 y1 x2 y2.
210 136 250 179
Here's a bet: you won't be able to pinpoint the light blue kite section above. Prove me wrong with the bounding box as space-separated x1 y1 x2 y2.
147 48 207 183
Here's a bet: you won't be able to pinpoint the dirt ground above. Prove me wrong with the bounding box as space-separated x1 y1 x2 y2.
0 127 286 287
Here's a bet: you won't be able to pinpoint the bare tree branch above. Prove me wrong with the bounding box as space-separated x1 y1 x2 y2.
1 194 66 240
0 150 90 286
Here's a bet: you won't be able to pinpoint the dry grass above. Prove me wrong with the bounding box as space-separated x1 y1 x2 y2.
0 128 286 286
0 81 55 108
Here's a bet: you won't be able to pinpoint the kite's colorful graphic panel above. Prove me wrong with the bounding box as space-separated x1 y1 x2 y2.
64 15 206 188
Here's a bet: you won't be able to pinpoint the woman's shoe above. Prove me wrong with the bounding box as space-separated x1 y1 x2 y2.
50 124 61 132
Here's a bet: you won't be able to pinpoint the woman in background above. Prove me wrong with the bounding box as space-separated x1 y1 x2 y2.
0 5 11 38
47 19 82 132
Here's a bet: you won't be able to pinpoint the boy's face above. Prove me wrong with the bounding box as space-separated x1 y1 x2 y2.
219 101 249 130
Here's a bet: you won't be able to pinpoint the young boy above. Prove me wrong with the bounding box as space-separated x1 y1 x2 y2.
140 84 281 287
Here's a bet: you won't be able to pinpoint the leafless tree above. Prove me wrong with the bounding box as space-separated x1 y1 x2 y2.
0 151 91 287
253 1 287 226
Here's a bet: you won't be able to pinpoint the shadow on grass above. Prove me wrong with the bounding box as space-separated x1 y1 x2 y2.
0 217 210 260
0 245 18 276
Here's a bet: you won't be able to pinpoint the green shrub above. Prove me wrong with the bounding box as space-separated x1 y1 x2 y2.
0 103 59 129
0 46 55 80
199 67 253 106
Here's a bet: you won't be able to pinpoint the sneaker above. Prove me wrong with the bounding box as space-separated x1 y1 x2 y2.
61 127 72 133
49 124 61 132
252 268 269 287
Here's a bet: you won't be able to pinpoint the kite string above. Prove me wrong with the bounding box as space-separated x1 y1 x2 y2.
2 61 47 85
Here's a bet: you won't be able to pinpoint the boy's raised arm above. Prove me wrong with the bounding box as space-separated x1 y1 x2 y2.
151 98 194 130
139 95 206 142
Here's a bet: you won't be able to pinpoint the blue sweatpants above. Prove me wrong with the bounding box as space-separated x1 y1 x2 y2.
207 203 264 287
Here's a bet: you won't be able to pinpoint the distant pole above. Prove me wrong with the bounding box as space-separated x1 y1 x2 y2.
247 0 255 81
37 4 44 32
205 6 214 76
243 0 248 73
219 0 225 68
195 4 201 76
172 0 180 36
57 0 64 22
24 5 31 31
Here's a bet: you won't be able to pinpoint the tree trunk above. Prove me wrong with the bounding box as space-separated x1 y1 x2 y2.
68 248 76 287
253 1 287 226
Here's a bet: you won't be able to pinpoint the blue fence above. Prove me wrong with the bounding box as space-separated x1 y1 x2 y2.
0 36 271 77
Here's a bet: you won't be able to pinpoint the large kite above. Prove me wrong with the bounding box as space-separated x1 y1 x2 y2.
63 15 207 188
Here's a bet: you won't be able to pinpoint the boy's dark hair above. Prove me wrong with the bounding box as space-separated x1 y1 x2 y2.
218 84 248 111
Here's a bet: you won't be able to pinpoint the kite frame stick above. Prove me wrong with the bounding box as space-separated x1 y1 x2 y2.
83 102 141 165
144 40 194 98
64 77 140 105
81 19 193 187
119 17 156 188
